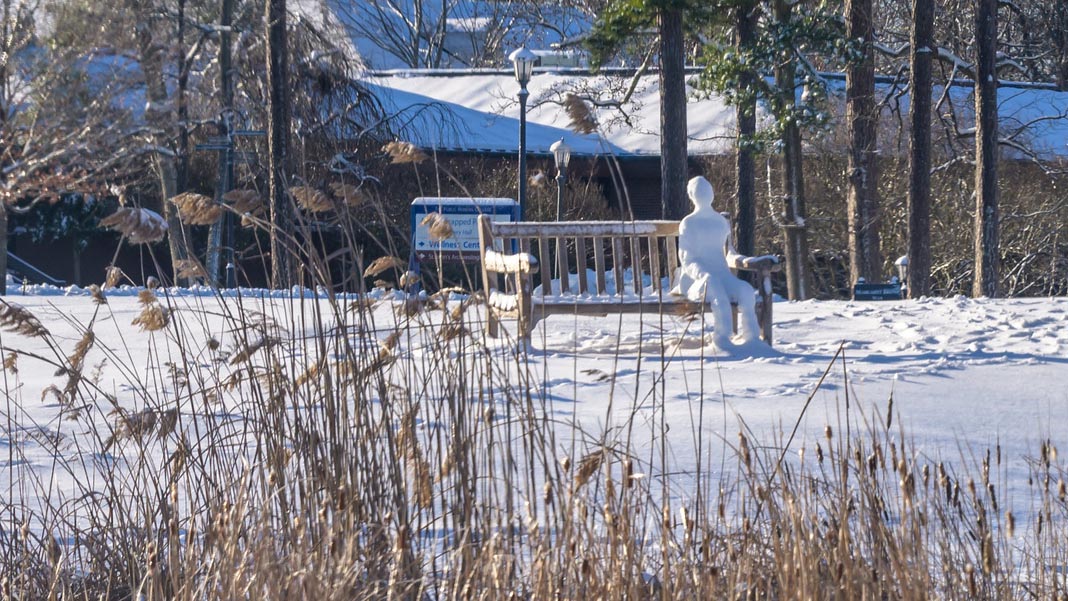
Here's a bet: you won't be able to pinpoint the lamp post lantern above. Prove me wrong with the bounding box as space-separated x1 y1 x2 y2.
550 138 571 221
509 47 537 220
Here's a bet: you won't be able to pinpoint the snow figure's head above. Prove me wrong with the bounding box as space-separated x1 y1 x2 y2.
687 176 714 211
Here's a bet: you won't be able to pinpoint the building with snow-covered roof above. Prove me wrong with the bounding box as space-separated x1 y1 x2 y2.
362 67 1068 217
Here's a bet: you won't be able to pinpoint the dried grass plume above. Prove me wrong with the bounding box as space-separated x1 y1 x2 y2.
363 256 405 278
290 186 332 213
420 212 454 242
383 141 428 164
0 300 50 338
99 207 168 244
564 93 598 135
328 182 365 207
170 191 223 225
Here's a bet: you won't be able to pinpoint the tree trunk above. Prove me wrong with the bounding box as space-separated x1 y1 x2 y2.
974 0 999 297
267 0 291 289
734 2 757 259
773 0 810 300
658 8 688 220
135 7 191 285
207 0 235 285
907 0 934 298
845 0 882 285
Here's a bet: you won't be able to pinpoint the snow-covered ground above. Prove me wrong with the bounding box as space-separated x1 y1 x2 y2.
2 288 1067 517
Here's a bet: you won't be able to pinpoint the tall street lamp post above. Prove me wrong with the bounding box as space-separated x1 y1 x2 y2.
550 138 571 221
509 47 537 220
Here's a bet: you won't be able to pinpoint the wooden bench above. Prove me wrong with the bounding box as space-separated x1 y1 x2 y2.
477 215 780 346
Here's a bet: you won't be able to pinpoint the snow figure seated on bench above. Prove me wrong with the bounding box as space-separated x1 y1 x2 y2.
672 176 763 350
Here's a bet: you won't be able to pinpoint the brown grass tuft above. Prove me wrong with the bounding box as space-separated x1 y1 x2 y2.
420 212 454 242
170 191 224 225
223 188 265 226
383 141 428 164
174 258 208 282
99 207 168 244
398 271 420 289
137 289 158 306
132 304 170 332
363 256 405 278
564 93 598 134
229 337 278 365
87 284 107 305
104 266 124 289
290 186 333 213
328 182 365 206
0 301 50 338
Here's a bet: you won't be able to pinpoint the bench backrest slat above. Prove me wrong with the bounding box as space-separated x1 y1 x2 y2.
556 237 570 294
648 235 662 292
593 237 607 294
576 237 589 294
537 236 552 294
666 236 679 284
630 237 642 295
612 238 625 297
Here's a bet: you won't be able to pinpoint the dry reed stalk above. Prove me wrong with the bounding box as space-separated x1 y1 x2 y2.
328 182 365 206
99 207 168 244
132 304 171 332
394 299 424 318
0 300 50 338
106 408 178 449
223 188 266 226
174 258 208 281
574 450 604 488
373 279 394 290
137 289 158 306
87 284 107 305
383 141 428 164
564 93 598 134
398 270 420 289
61 332 91 402
171 191 224 225
104 266 124 289
363 256 405 278
229 336 277 365
420 212 454 241
290 186 333 213
63 331 95 375
449 291 482 320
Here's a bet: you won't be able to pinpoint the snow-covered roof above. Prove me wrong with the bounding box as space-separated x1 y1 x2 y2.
362 69 739 158
364 69 1068 160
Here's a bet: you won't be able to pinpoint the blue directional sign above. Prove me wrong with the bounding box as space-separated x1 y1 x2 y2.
409 197 519 263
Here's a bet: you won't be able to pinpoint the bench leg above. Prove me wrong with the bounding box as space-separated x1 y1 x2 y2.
758 271 773 346
487 307 500 338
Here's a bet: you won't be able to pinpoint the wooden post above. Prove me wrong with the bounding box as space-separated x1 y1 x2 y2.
477 215 499 337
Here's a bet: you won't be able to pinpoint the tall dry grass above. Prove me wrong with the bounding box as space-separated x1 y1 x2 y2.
1 287 1066 600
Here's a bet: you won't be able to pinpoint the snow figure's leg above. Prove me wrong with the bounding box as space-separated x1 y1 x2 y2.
708 282 734 348
728 279 761 343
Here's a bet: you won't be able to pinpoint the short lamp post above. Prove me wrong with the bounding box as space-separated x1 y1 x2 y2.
550 138 571 221
509 47 537 220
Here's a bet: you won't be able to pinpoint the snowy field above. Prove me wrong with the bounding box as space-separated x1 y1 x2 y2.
3 287 1066 512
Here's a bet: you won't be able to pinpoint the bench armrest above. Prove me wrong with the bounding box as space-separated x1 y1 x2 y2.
728 253 782 273
483 249 540 275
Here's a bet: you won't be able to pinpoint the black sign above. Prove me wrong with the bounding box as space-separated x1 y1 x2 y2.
853 282 903 301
